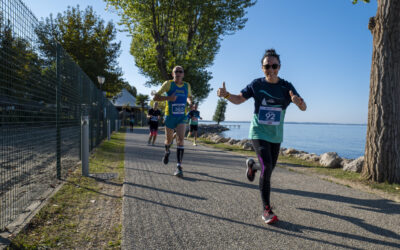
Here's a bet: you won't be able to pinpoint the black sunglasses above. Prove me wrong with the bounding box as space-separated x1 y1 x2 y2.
263 64 280 70
174 70 184 73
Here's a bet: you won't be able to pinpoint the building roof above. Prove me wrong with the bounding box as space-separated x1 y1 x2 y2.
112 88 137 108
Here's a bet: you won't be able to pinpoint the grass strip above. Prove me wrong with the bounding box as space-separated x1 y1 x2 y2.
8 130 126 249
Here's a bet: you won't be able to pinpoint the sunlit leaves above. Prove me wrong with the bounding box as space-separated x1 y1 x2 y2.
352 0 370 4
105 0 256 102
36 5 126 97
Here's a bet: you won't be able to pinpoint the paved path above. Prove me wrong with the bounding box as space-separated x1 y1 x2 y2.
122 127 400 250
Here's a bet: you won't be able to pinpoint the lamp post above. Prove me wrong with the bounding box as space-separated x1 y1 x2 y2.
97 76 109 139
97 76 105 91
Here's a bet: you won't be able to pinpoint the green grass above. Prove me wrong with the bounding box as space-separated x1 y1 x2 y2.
196 137 400 198
8 130 126 249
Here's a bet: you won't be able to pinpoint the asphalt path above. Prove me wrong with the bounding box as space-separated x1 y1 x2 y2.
122 127 400 250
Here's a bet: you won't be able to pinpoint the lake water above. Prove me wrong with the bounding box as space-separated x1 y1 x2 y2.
199 121 366 159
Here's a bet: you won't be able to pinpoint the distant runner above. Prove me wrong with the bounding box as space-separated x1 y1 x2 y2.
217 49 307 224
147 102 162 145
187 103 202 146
153 66 193 177
129 113 135 132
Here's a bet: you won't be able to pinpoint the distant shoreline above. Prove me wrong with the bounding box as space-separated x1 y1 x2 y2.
200 120 367 126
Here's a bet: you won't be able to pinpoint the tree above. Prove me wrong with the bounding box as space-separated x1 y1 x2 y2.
135 94 150 126
122 81 137 97
35 5 126 97
105 0 256 102
0 17 45 123
353 0 400 183
213 99 227 125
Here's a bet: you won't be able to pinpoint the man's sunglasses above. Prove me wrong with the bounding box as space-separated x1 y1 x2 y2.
174 70 184 73
263 64 280 70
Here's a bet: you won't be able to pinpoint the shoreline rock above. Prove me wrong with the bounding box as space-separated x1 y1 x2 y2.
197 124 364 173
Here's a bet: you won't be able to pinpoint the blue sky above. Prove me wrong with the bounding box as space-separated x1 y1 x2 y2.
28 0 377 124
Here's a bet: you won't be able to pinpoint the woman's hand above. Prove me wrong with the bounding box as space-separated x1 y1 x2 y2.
289 91 307 111
217 82 229 98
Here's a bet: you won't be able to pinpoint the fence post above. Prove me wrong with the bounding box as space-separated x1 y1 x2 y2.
107 119 110 140
115 119 118 132
56 43 61 179
81 115 89 177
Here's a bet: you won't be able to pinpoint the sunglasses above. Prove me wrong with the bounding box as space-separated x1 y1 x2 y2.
263 64 280 70
174 70 184 73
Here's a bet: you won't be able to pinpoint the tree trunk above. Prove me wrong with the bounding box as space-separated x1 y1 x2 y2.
363 0 400 184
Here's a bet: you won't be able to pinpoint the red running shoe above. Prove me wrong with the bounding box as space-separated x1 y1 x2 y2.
262 206 279 224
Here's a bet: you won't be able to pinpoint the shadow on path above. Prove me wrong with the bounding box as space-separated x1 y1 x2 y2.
298 207 400 240
124 194 400 249
273 188 400 214
124 182 207 200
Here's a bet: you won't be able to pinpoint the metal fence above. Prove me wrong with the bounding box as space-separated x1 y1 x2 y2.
0 0 119 230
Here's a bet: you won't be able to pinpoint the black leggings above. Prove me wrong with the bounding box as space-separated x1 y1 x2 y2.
251 139 280 209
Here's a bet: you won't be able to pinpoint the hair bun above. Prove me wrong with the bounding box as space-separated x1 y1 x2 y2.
261 48 281 64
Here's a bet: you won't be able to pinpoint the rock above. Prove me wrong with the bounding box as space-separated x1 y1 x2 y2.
226 138 240 145
343 156 364 173
298 153 319 161
308 154 320 162
319 152 342 168
210 134 224 143
340 158 352 168
243 142 254 151
285 148 299 155
200 133 208 138
219 137 230 143
196 124 229 137
236 139 251 147
206 133 218 140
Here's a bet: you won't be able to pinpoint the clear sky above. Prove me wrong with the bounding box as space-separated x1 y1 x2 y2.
27 0 377 124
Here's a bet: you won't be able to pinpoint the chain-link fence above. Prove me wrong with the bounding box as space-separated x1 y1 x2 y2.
0 0 119 230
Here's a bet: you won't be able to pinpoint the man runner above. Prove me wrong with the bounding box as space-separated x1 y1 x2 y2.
153 66 192 177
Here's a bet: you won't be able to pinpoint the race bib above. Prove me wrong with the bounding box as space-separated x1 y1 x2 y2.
150 116 158 122
172 104 186 115
258 106 282 125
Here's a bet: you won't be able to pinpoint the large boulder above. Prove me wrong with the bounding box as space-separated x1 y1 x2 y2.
343 156 364 173
319 152 342 168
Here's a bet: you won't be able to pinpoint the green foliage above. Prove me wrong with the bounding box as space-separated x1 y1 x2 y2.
0 16 54 126
352 0 370 4
105 0 256 102
35 5 128 97
135 94 150 109
122 81 137 97
213 98 227 124
136 93 150 126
